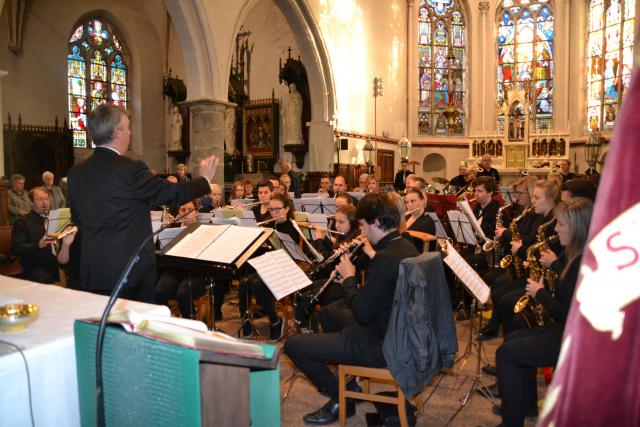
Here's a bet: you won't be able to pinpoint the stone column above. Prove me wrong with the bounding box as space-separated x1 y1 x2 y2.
479 2 490 134
184 98 230 192
307 120 335 171
0 70 7 177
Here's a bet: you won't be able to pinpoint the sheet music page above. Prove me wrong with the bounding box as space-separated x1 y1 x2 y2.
443 243 491 304
427 212 448 238
46 208 72 235
291 220 324 262
212 217 241 226
320 198 336 215
197 212 213 224
198 225 264 264
457 200 488 242
166 225 229 258
276 231 313 263
248 249 312 300
158 226 186 249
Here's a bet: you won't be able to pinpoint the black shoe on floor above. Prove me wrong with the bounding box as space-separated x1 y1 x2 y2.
270 316 285 341
476 326 499 341
346 380 363 405
482 364 498 377
303 398 355 425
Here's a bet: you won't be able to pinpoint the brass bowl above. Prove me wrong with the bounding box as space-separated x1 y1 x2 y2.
0 304 40 334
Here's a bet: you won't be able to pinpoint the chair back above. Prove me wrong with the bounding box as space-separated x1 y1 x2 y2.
0 226 22 276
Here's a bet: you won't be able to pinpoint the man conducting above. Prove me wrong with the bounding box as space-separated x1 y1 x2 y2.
284 193 418 424
68 104 219 303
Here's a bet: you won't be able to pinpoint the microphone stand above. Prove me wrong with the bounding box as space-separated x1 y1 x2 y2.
95 199 207 427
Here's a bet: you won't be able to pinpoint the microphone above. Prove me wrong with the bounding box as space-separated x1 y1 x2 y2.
94 197 208 427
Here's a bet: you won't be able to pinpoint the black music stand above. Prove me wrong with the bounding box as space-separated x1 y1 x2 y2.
159 223 273 333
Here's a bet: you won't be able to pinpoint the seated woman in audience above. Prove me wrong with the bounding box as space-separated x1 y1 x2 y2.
230 180 245 201
495 197 593 427
404 189 436 252
238 193 299 341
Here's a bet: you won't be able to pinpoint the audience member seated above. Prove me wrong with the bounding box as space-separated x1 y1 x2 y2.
11 187 76 283
42 171 66 209
8 174 30 224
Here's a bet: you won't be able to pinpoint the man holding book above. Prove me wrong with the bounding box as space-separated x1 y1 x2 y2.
284 193 418 424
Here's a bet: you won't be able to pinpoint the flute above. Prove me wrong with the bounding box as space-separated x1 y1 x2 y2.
257 216 283 226
297 221 345 236
404 208 421 217
233 201 262 208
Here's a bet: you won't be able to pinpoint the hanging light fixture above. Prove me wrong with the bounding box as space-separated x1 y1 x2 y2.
364 138 374 173
585 129 604 175
399 135 411 162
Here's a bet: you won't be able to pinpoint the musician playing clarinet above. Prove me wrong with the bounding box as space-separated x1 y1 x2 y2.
284 193 418 425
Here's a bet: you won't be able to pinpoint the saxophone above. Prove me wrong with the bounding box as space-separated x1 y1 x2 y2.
513 219 559 328
493 203 512 267
499 206 533 278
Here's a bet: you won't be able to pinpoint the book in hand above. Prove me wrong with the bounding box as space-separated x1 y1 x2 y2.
96 310 266 359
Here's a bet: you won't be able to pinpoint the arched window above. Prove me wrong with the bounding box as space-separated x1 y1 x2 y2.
417 0 467 136
496 0 554 133
68 19 128 148
587 0 635 131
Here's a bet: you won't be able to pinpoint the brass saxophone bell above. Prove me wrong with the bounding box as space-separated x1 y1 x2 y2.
500 254 512 269
514 295 529 314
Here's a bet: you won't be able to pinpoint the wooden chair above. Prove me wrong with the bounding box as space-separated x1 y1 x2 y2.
338 365 425 427
0 226 22 277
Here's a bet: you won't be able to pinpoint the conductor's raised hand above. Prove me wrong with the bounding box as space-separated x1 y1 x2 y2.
198 155 220 183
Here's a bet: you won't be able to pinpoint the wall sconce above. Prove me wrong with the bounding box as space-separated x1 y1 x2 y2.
364 138 374 173
585 129 604 175
399 135 411 162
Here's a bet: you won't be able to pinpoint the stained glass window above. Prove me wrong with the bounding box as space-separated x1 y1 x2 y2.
67 19 128 148
496 0 554 133
587 0 635 131
418 0 467 136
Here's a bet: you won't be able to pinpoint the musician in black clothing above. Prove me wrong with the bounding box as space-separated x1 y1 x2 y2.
251 179 274 223
284 193 419 425
558 159 576 182
476 154 501 183
393 158 412 191
449 162 469 189
496 197 593 427
239 193 300 341
404 189 436 252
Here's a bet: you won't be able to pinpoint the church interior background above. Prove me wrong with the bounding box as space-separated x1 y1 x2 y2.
0 0 637 193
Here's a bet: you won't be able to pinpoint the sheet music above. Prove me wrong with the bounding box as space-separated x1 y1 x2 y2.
457 200 488 243
212 217 241 225
446 210 478 245
301 193 322 198
150 211 163 236
291 220 324 262
158 226 185 249
248 249 312 300
46 208 72 235
427 212 448 239
320 198 336 215
276 231 313 264
300 198 323 214
230 198 254 205
443 243 491 304
196 212 213 224
166 225 229 259
198 226 263 264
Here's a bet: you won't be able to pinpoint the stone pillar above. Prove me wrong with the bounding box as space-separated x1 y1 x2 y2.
307 120 335 172
0 70 7 177
184 98 230 192
479 2 490 134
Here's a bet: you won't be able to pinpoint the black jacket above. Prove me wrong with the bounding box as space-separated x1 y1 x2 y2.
473 199 500 240
11 211 60 282
383 252 458 398
394 170 412 191
68 147 210 297
406 211 436 252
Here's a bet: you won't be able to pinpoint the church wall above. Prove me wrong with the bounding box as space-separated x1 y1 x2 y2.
0 0 170 170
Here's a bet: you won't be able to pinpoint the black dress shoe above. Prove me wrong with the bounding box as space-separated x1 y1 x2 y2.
482 364 498 377
303 398 355 425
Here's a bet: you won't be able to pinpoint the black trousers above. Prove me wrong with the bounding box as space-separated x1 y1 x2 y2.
485 276 526 332
318 299 356 333
22 266 59 284
496 324 563 427
238 272 278 323
294 279 344 328
156 270 227 318
284 325 386 399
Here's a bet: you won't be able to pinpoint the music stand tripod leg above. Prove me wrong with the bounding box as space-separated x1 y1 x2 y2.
236 280 264 339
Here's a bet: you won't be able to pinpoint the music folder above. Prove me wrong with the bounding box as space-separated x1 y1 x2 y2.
160 223 273 275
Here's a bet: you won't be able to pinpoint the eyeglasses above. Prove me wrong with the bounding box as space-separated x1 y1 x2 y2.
514 191 527 196
268 207 285 213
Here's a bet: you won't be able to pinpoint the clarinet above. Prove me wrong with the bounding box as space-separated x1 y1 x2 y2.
304 240 365 316
308 238 363 280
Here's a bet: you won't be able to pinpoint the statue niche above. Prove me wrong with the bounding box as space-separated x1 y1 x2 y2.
508 101 526 142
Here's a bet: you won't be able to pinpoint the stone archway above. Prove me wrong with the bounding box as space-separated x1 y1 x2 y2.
423 153 447 183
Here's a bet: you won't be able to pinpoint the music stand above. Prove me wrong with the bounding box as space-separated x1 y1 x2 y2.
441 241 495 425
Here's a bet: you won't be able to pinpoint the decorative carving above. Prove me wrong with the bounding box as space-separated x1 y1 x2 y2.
479 2 490 14
5 0 27 53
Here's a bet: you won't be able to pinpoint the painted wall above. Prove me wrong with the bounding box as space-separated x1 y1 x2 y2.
0 0 171 169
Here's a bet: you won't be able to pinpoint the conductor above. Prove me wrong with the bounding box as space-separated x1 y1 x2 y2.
68 104 219 302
